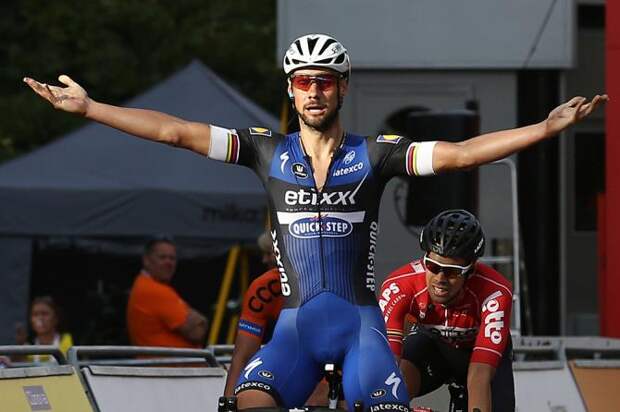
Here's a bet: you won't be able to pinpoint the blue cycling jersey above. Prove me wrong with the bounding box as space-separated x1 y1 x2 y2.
208 127 435 307
208 127 435 410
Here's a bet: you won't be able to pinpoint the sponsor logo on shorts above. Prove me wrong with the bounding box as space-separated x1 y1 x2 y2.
243 357 263 379
369 404 409 412
289 215 353 239
258 370 274 380
377 135 403 144
384 372 402 398
272 230 291 296
371 389 386 398
292 163 309 179
249 127 272 137
234 381 272 394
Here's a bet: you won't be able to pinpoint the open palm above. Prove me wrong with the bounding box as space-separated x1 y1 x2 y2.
23 75 89 115
546 94 608 136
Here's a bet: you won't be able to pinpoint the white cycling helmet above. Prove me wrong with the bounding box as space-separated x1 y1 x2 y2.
283 33 351 78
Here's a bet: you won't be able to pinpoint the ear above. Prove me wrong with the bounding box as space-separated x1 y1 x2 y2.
339 77 349 98
287 79 294 100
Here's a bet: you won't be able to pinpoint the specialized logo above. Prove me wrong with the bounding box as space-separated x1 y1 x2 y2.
378 282 401 312
272 230 291 296
258 370 274 380
343 150 356 165
249 127 272 137
285 172 368 206
366 221 378 292
292 163 309 179
377 135 404 144
244 357 263 379
384 372 401 398
371 389 386 398
280 151 290 173
289 215 353 239
482 291 505 344
332 162 364 177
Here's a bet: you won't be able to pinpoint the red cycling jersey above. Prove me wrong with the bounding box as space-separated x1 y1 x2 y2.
380 259 512 368
238 268 284 340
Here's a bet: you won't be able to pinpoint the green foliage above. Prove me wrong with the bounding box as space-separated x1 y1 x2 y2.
0 0 283 161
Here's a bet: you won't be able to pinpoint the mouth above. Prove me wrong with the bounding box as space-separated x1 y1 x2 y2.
432 284 450 298
304 104 327 116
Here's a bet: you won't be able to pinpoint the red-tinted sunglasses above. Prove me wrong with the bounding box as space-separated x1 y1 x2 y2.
423 254 473 279
290 74 341 92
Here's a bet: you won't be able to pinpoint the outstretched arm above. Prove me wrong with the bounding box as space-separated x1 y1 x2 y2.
432 95 608 173
23 75 212 155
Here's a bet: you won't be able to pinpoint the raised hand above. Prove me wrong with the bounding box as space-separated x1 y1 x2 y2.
23 75 90 115
545 94 608 136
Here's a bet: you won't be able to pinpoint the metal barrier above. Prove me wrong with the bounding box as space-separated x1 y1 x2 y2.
0 345 93 412
67 346 226 412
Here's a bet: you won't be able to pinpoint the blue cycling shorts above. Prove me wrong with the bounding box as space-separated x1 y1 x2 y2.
235 292 410 411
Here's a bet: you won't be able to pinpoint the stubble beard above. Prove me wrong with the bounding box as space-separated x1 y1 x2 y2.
296 104 340 133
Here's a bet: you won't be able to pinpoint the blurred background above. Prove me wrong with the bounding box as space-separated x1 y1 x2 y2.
0 0 615 347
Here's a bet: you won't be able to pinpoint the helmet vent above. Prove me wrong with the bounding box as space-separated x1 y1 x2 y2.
294 40 303 55
307 37 319 54
319 38 337 54
334 54 345 64
315 57 333 64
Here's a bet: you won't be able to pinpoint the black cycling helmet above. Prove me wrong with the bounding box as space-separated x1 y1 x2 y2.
419 209 485 261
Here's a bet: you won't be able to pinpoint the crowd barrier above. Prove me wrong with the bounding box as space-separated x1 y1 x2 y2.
67 346 225 412
2 338 620 412
0 345 92 412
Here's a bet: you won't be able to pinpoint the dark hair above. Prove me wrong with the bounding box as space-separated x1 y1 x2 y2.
144 234 176 255
30 295 66 333
420 209 485 262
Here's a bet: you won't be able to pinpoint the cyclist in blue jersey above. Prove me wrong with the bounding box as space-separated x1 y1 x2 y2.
25 33 605 411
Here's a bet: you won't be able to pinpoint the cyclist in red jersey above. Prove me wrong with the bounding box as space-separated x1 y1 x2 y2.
224 232 283 396
380 210 514 412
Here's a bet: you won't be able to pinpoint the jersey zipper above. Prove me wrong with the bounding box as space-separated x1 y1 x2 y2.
302 135 343 291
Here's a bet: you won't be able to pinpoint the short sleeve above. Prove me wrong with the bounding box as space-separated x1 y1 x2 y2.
368 134 437 179
471 289 513 367
207 125 278 173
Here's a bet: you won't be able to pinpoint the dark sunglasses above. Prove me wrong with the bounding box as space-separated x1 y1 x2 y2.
289 74 341 92
423 254 473 279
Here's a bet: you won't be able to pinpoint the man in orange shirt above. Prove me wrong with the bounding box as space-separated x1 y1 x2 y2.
127 236 208 348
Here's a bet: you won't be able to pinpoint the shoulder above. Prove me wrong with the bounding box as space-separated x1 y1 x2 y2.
236 127 285 142
248 268 281 290
133 274 179 298
382 259 426 290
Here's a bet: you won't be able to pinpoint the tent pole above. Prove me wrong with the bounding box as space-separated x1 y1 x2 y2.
208 245 241 344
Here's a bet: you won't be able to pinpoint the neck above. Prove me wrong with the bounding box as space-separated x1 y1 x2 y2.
298 120 344 160
37 332 57 344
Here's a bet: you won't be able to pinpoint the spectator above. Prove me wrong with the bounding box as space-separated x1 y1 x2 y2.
15 296 74 363
127 236 208 348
